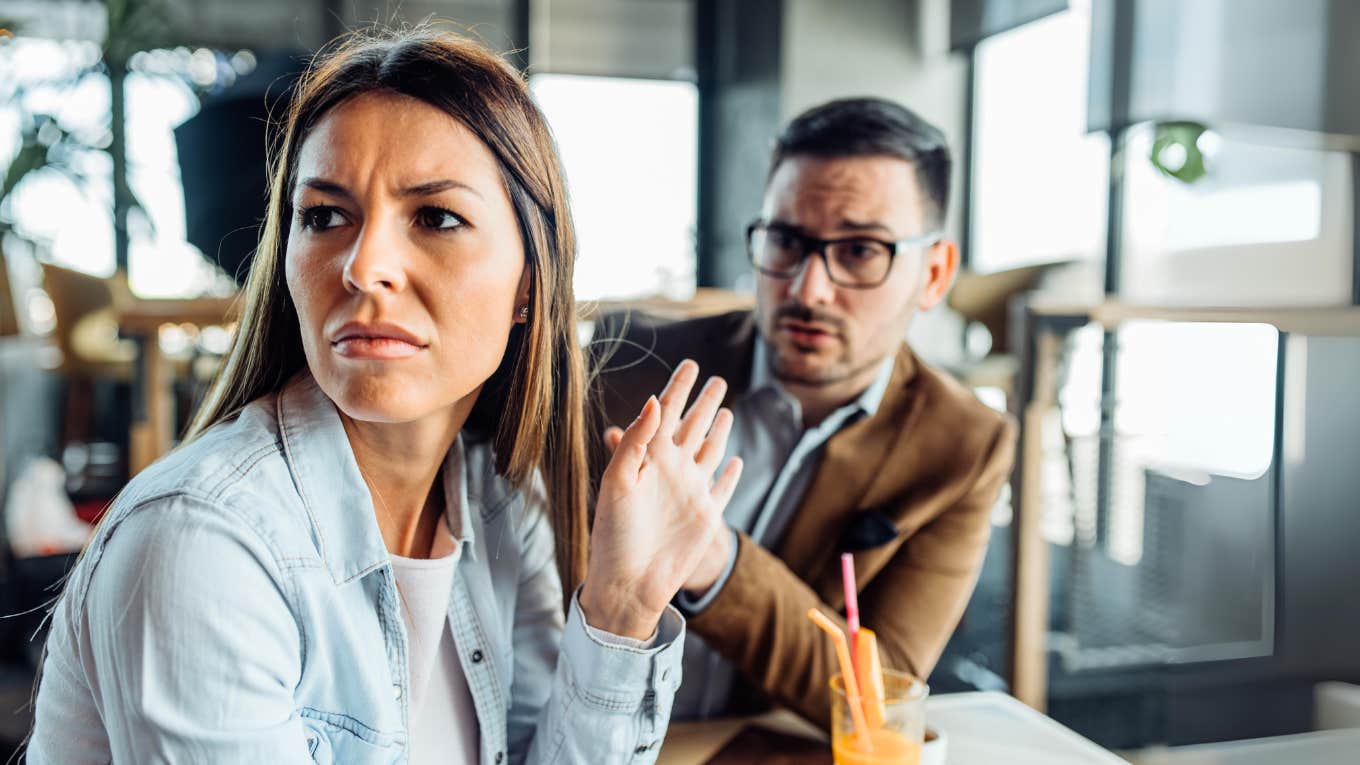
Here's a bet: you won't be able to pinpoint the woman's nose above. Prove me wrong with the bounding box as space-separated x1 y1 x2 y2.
342 220 408 294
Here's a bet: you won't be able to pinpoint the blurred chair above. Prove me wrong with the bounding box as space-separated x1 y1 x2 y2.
948 261 1067 357
0 246 19 338
38 263 137 375
939 261 1069 396
37 263 137 444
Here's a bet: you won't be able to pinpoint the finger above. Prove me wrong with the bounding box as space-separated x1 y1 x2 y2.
603 426 624 454
694 407 734 473
655 359 699 441
603 396 659 485
674 376 728 452
710 456 744 510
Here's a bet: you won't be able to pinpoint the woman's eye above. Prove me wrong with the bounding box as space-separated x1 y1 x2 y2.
415 206 465 231
299 206 345 231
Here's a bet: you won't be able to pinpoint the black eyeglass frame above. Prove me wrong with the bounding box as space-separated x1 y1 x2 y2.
745 219 943 289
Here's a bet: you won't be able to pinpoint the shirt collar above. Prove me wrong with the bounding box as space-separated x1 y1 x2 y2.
276 372 477 585
749 337 897 421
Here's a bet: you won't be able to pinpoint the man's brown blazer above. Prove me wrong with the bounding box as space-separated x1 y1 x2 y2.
591 310 1017 725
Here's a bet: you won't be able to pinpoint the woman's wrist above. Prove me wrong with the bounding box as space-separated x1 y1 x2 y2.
578 580 661 641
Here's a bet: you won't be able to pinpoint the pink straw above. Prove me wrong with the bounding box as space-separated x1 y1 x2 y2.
841 552 860 673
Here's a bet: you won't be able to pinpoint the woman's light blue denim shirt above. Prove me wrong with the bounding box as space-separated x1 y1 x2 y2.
29 373 685 764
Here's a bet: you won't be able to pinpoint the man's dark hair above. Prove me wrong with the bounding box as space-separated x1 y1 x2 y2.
769 97 952 228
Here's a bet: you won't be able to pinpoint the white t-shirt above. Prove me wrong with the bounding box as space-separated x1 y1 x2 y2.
390 515 479 765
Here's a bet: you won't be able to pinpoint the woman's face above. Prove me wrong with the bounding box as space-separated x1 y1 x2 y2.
285 91 528 425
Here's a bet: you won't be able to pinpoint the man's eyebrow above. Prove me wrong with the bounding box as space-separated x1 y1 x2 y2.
837 219 896 236
296 177 484 200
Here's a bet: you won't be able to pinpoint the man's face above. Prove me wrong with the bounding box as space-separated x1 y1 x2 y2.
754 154 959 387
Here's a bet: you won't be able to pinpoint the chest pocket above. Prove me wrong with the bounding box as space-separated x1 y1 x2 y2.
300 708 403 764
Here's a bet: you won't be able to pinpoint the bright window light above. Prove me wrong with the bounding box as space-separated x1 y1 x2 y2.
970 1 1109 273
2 38 223 297
530 74 697 301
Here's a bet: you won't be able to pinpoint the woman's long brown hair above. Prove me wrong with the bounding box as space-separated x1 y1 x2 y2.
183 27 589 602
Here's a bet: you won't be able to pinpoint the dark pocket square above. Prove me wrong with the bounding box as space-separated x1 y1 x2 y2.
838 509 900 552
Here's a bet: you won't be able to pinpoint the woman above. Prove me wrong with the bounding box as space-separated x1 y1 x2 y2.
29 28 740 764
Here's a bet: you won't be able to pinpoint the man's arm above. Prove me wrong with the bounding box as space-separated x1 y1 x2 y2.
686 417 1017 726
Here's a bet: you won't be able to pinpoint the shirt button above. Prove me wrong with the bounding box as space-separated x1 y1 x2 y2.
392 683 403 700
471 649 485 663
494 752 504 764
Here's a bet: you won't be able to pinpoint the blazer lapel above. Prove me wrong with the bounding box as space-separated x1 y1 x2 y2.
775 347 924 608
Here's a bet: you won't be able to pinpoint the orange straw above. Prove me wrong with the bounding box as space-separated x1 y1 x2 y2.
808 607 874 753
855 628 887 729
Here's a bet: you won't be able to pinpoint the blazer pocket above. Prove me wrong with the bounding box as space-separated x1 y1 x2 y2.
837 508 901 552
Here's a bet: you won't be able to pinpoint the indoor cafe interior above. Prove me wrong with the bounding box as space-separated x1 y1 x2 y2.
1 0 1357 763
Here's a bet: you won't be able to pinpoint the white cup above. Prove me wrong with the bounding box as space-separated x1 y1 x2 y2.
920 726 947 765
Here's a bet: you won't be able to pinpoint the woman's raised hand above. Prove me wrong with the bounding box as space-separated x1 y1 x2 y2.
579 360 743 640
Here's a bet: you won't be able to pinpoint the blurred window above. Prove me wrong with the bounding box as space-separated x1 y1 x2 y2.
530 74 697 301
1059 321 1279 564
1 38 225 298
969 0 1109 273
1119 126 1353 306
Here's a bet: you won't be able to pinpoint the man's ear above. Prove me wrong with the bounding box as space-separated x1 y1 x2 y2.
917 238 960 311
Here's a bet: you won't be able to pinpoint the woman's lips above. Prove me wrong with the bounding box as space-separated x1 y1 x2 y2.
331 336 424 360
329 320 427 360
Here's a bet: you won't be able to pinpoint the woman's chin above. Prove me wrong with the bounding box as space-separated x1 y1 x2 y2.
317 370 454 425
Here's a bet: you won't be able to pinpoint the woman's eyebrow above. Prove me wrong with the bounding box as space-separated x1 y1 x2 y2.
296 177 484 201
298 177 352 201
399 179 484 200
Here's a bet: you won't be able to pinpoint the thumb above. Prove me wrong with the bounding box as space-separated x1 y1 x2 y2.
603 426 624 454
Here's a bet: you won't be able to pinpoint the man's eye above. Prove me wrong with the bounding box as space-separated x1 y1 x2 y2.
842 241 884 260
299 206 345 231
415 206 465 231
768 228 800 249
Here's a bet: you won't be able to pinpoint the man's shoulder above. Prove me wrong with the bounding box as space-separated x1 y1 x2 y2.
591 310 756 426
593 309 753 361
859 347 1015 486
908 352 1012 434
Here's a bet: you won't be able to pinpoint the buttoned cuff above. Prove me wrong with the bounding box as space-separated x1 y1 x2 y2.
562 590 685 712
673 528 739 616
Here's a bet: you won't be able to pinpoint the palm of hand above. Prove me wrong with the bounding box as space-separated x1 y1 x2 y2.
581 360 743 638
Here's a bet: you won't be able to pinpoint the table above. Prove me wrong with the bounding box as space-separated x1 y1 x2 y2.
658 691 1129 765
1135 728 1360 764
118 296 237 474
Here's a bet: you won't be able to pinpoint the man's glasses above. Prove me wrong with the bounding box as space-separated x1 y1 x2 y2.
746 220 941 288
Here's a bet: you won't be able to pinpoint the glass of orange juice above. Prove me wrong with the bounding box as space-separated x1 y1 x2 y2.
830 669 927 765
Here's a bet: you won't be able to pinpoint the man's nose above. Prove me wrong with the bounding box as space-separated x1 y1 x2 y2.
788 251 837 306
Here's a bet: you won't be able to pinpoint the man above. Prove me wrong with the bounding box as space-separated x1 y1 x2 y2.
592 97 1016 725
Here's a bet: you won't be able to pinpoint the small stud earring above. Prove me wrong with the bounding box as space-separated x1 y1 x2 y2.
518 305 529 321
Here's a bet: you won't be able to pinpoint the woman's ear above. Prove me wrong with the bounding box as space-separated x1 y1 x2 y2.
514 266 531 324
